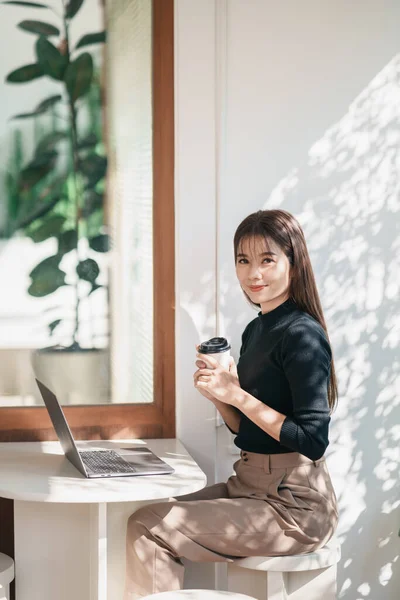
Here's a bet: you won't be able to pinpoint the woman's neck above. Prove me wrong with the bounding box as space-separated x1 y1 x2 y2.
260 293 290 315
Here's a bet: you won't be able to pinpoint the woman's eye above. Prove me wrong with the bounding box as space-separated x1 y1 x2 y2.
237 258 273 265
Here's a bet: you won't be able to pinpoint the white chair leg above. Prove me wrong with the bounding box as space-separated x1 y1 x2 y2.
228 564 267 600
287 564 337 599
266 571 286 600
0 583 10 600
227 565 287 600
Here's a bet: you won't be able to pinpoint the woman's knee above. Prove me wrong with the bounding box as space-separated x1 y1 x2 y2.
127 502 172 532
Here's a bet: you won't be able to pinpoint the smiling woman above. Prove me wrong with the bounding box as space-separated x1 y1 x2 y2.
124 208 339 599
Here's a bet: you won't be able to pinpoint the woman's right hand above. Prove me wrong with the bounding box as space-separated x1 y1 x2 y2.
194 345 215 401
228 356 238 380
194 345 238 402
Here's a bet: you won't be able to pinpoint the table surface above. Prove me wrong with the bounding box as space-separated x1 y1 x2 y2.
0 439 207 503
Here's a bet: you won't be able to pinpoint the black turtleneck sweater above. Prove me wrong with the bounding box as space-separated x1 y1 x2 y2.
232 298 332 461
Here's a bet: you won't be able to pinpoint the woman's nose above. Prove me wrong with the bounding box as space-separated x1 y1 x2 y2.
248 265 263 280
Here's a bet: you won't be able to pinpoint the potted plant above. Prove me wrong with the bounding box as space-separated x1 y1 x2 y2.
1 0 110 404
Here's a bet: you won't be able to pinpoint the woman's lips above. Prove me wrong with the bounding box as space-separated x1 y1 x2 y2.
249 285 265 292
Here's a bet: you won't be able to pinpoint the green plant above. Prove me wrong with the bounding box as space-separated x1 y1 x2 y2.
1 0 108 349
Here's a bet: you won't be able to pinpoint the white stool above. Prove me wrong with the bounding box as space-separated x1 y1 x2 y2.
142 591 257 599
0 553 14 600
227 538 341 600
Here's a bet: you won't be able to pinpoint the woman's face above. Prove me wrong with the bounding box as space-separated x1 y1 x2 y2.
235 236 291 313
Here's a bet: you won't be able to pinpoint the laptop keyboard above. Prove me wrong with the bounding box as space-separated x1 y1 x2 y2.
79 450 136 474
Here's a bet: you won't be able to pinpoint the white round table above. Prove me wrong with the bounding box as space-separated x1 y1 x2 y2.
0 439 206 600
142 591 257 599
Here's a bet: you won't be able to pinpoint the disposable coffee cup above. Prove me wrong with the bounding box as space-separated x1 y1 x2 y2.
198 337 231 370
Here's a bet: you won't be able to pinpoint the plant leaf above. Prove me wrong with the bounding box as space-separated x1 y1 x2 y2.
1 2 49 8
6 63 44 83
88 283 102 295
79 154 107 187
14 194 62 231
28 263 66 297
28 149 58 169
29 215 65 242
76 258 99 283
42 305 61 314
11 94 62 120
64 52 93 102
75 31 106 49
29 254 61 278
36 36 68 81
77 132 97 150
65 0 84 19
12 176 66 232
81 191 103 220
5 172 18 219
18 20 60 36
28 278 63 297
86 208 103 235
36 175 65 200
88 233 109 253
37 94 62 111
18 151 57 190
35 130 67 155
10 110 40 120
49 319 62 335
58 229 77 254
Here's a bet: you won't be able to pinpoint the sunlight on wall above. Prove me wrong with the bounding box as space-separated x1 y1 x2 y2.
262 53 400 600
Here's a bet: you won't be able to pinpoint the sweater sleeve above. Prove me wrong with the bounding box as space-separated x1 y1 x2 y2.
224 322 253 435
279 319 332 461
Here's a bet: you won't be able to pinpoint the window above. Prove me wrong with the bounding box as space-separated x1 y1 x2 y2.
0 0 175 441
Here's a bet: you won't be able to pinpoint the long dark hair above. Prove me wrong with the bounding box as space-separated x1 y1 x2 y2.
234 209 338 411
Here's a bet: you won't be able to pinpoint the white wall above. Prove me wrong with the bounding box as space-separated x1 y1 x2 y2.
175 1 400 598
175 1 220 588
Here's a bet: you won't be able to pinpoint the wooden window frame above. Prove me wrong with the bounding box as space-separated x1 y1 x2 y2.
0 0 175 443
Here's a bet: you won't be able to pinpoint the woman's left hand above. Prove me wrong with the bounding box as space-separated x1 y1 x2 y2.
193 352 242 405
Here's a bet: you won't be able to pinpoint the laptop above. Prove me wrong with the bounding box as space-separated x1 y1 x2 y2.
35 378 175 478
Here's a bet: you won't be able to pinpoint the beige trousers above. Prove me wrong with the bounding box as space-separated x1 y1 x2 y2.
124 451 338 599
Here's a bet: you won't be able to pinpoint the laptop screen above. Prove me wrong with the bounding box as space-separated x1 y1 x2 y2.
35 378 86 474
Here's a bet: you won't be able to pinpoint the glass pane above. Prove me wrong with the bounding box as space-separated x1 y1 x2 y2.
0 0 153 406
107 0 154 404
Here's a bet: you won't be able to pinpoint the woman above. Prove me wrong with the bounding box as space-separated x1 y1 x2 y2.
124 209 339 599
